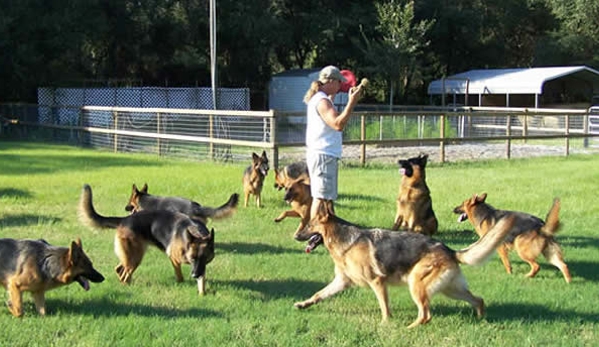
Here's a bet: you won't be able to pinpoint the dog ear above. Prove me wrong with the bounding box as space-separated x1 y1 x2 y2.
477 193 487 202
68 239 83 264
252 152 259 161
261 150 268 160
141 183 148 193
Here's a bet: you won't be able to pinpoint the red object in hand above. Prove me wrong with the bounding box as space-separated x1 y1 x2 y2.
339 70 356 93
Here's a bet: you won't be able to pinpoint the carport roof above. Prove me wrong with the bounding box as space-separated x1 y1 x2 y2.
427 66 599 95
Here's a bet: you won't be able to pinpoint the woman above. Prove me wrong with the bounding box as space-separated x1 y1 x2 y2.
303 65 363 219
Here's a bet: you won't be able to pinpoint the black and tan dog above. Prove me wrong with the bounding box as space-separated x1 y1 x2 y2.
274 176 312 235
392 154 438 236
274 161 309 191
243 150 269 207
125 183 238 225
294 203 515 328
79 184 215 295
453 193 571 283
0 238 104 317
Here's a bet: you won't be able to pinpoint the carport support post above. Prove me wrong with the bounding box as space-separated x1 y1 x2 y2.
113 110 118 153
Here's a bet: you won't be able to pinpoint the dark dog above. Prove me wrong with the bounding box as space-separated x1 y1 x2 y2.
125 183 238 225
0 238 104 317
392 154 438 236
243 151 269 207
79 184 215 295
274 161 310 191
294 203 515 328
274 176 312 236
453 193 571 283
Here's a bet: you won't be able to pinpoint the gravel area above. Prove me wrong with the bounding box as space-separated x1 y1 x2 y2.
279 142 599 165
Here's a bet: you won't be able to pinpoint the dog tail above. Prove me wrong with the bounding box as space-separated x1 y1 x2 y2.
78 184 123 229
540 198 561 236
456 215 516 266
197 193 239 220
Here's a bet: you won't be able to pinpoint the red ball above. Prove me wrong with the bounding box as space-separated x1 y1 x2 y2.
339 70 357 93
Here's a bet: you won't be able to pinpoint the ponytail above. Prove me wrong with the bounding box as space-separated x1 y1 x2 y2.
303 81 322 104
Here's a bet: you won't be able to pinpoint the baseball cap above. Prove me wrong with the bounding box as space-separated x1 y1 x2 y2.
318 65 347 83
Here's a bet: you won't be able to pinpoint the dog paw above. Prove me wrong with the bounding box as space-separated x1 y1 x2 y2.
294 301 311 309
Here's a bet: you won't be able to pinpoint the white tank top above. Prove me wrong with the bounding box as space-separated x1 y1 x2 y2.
306 91 342 158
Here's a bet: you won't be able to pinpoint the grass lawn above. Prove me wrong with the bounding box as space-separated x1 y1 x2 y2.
0 140 598 347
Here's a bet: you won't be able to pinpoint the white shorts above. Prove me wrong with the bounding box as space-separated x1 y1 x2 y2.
306 152 338 200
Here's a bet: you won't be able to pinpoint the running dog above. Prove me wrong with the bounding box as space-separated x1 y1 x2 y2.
0 238 104 317
294 203 515 328
125 183 238 225
453 193 571 283
392 154 438 236
274 176 312 235
243 151 269 207
79 184 215 295
274 161 310 191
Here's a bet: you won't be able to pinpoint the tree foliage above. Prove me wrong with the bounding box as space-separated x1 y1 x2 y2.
0 0 598 105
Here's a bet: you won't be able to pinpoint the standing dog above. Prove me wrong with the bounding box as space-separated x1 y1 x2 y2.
0 238 104 317
294 203 515 328
392 154 438 236
453 193 571 283
243 151 269 207
125 183 238 225
274 177 312 235
274 161 310 191
79 184 215 295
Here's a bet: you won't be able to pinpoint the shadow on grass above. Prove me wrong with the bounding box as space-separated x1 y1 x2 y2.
0 213 62 228
44 296 222 318
0 153 164 176
0 188 33 199
212 278 326 300
566 260 599 282
219 242 299 255
561 235 599 250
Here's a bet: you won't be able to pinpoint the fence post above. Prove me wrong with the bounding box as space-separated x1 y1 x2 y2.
505 115 511 159
209 115 214 159
360 114 366 166
583 111 589 148
270 110 278 169
113 110 118 153
523 109 528 143
565 114 570 156
157 112 162 156
439 114 446 163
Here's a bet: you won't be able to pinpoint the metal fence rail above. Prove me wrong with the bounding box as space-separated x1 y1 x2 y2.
1 103 598 167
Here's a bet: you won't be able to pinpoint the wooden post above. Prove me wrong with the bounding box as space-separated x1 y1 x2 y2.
439 114 446 163
209 115 214 159
157 112 162 156
565 114 570 156
113 110 118 153
270 110 278 169
523 109 528 144
506 115 511 159
360 114 366 166
583 111 589 148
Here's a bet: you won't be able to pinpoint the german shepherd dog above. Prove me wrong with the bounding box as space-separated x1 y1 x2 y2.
274 161 309 191
392 154 438 236
453 193 571 283
0 238 104 317
79 184 215 295
243 151 269 207
125 183 239 225
274 176 312 235
294 203 516 328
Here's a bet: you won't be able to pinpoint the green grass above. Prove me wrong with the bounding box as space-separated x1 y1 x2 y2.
0 140 598 346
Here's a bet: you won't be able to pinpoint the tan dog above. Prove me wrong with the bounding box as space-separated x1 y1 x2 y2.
392 154 438 235
273 161 310 191
294 203 516 328
454 193 571 283
243 151 269 207
0 238 104 317
274 177 312 236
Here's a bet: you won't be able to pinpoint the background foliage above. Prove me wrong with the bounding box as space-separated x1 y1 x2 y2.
1 0 598 106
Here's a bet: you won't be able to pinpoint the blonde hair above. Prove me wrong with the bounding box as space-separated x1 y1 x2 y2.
303 81 323 104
